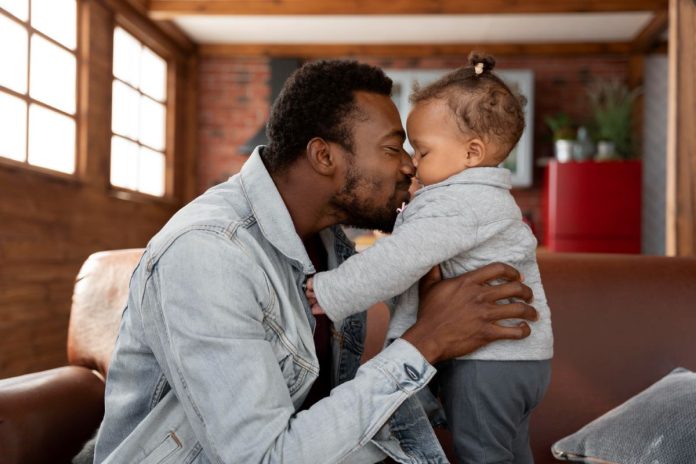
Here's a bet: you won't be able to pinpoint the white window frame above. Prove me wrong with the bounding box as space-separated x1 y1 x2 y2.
109 24 169 198
0 2 79 176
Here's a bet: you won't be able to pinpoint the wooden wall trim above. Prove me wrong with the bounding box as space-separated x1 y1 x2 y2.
628 54 645 157
97 0 195 58
155 19 197 53
631 10 669 52
149 0 668 17
78 0 114 190
199 42 633 58
666 0 696 256
174 55 199 204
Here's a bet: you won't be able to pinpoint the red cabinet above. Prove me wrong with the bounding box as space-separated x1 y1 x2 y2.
543 160 642 253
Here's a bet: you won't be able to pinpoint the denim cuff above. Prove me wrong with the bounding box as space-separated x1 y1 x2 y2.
368 339 447 464
369 338 436 394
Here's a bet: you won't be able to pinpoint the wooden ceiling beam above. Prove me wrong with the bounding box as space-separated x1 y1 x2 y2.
631 10 669 52
155 19 197 52
149 0 668 18
198 42 633 58
100 0 195 57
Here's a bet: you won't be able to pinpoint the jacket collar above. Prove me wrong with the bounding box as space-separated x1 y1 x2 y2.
240 147 316 274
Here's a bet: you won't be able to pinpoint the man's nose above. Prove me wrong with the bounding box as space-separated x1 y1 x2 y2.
401 151 416 174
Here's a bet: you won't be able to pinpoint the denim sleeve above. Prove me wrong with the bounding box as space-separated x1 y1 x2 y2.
313 213 478 322
142 231 437 464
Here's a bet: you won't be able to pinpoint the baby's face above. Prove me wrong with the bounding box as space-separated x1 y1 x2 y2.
406 99 470 186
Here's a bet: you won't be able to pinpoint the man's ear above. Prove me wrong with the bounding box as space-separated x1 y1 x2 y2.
305 137 337 175
464 138 486 167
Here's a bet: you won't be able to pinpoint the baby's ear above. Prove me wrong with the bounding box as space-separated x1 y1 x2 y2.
464 138 486 167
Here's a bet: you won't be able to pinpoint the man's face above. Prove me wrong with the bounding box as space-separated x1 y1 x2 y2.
330 91 414 233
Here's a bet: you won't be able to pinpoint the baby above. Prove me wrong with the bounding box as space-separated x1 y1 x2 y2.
307 53 553 464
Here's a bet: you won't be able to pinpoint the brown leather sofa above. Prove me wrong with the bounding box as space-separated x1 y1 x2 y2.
0 249 142 464
1 249 695 464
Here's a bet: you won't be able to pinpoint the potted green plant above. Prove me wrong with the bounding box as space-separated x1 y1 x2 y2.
545 112 575 162
586 78 641 160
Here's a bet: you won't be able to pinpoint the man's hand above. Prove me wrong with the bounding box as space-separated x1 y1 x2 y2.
401 263 537 364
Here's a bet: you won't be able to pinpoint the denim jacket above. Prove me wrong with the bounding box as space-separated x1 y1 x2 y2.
94 148 448 464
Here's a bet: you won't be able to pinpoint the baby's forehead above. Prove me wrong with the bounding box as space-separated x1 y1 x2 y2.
409 96 453 114
407 98 454 124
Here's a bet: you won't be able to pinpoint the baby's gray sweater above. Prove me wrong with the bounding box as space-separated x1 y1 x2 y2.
313 167 553 361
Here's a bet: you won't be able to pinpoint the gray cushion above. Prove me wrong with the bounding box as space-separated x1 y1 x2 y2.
552 367 696 463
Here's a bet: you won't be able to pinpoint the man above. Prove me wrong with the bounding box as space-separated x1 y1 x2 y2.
95 60 536 463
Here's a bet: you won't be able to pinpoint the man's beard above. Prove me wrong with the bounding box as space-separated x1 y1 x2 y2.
330 162 408 233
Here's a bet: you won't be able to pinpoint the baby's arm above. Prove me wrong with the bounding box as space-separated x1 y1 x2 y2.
312 213 477 322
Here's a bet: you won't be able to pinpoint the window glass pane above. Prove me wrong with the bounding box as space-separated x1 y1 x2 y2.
0 91 27 161
0 0 28 21
0 14 28 93
113 27 140 88
140 47 167 102
139 96 165 151
112 80 139 140
28 103 75 173
111 136 138 190
31 0 76 50
138 147 165 196
111 28 169 196
30 34 76 114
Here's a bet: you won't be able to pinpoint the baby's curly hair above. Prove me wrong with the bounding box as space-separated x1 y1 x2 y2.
410 52 526 161
264 60 393 173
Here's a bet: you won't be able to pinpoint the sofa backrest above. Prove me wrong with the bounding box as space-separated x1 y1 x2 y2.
62 249 696 464
531 252 696 463
67 248 144 378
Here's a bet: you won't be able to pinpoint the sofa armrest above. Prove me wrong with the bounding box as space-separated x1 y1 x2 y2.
0 366 105 464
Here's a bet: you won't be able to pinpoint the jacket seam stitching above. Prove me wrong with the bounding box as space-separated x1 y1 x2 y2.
151 260 225 464
147 224 235 271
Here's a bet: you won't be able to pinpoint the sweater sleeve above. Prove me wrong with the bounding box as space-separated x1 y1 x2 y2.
313 211 478 322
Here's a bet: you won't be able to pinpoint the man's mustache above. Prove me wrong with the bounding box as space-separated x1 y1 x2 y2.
397 176 412 191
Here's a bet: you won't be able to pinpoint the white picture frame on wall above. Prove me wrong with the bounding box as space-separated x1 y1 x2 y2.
386 68 535 188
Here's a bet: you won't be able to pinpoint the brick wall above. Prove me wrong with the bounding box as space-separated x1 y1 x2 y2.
198 57 271 190
197 54 631 239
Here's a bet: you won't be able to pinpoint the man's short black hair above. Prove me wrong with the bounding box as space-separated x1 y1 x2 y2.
263 60 393 173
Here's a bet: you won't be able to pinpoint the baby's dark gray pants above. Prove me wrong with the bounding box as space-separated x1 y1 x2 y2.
439 359 552 464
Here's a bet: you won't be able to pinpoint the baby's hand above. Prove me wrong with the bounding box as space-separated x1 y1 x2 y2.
304 277 325 315
304 277 316 302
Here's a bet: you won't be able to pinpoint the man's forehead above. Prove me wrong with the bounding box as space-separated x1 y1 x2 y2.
354 90 394 111
353 91 405 140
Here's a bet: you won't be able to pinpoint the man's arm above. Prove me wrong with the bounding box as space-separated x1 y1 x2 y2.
404 263 536 364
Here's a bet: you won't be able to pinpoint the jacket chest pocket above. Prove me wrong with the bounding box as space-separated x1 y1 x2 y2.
263 316 314 396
